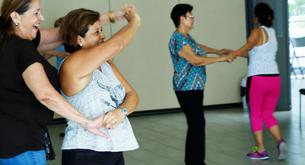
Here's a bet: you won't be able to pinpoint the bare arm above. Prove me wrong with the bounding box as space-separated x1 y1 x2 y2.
62 9 140 79
38 28 63 52
22 63 107 137
198 44 232 55
60 9 140 95
179 44 232 66
232 28 260 58
109 61 139 115
103 60 139 129
40 50 69 59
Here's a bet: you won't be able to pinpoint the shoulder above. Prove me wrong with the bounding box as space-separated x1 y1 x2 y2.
13 36 36 48
248 28 261 42
187 33 194 40
250 28 261 36
171 31 183 40
4 35 36 54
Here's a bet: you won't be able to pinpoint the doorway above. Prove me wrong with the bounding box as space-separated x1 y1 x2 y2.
288 0 305 114
246 0 291 110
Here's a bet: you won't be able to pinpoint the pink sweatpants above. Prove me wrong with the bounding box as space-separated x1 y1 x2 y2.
247 75 281 132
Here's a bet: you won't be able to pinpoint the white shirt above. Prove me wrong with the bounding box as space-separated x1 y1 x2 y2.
248 26 279 77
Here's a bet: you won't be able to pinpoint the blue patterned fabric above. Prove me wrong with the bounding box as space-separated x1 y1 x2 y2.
168 31 207 91
55 45 65 70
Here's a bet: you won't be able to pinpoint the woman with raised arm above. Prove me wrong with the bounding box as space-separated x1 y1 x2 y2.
0 0 106 164
59 6 140 165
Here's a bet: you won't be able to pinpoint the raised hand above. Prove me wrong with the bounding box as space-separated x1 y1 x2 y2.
114 4 136 21
123 6 140 24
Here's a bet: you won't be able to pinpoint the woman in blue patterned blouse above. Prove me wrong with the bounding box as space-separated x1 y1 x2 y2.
169 3 235 165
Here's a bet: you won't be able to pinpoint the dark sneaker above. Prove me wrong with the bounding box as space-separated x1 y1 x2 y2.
277 139 287 161
247 150 269 160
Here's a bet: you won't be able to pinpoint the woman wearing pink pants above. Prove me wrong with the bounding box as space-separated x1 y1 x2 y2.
231 2 287 161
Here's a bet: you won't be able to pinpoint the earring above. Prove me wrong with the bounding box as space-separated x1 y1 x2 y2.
79 43 83 47
15 22 19 26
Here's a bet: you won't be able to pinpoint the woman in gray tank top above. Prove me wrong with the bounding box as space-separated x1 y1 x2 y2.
58 6 141 165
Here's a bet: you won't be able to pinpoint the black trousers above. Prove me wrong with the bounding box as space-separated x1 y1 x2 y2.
175 90 206 165
62 149 124 165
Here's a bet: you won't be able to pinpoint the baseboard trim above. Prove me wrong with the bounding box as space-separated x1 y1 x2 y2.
130 102 242 117
50 102 242 125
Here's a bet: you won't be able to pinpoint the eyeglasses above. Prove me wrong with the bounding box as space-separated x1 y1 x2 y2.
185 15 194 19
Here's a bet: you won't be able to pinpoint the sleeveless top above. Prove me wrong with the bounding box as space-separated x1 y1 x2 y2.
61 62 139 152
248 26 279 77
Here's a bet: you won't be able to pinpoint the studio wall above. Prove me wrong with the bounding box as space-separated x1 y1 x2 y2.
0 0 247 114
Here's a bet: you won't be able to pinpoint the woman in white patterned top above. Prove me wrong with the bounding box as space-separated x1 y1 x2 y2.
59 6 140 165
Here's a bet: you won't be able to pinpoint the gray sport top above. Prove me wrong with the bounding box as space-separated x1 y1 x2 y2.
61 62 139 152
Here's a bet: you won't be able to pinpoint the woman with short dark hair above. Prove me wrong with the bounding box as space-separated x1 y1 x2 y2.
169 3 235 165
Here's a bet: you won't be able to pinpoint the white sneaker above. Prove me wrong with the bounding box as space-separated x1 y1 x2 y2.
277 140 287 161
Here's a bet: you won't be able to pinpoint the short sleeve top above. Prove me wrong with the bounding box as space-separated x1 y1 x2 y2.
168 31 207 91
0 31 59 158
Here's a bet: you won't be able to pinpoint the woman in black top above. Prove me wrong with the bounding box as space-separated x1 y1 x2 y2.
0 0 106 164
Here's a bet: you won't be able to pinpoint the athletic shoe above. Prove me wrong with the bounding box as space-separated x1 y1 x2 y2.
247 149 269 160
277 139 287 161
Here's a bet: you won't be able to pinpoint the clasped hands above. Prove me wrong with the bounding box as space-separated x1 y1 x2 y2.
110 4 139 22
216 49 237 63
84 108 126 138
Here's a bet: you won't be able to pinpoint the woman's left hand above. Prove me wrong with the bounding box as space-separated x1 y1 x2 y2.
103 109 125 129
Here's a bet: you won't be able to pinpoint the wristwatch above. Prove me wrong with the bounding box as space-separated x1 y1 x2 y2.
119 107 128 118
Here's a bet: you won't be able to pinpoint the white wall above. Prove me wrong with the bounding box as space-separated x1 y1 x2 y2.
110 0 248 110
0 0 247 112
181 0 248 105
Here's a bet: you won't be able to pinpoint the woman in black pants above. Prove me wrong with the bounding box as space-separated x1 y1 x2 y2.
168 4 235 165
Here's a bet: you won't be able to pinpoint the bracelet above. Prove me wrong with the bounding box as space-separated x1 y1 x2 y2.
108 11 116 23
232 50 241 56
119 107 128 118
